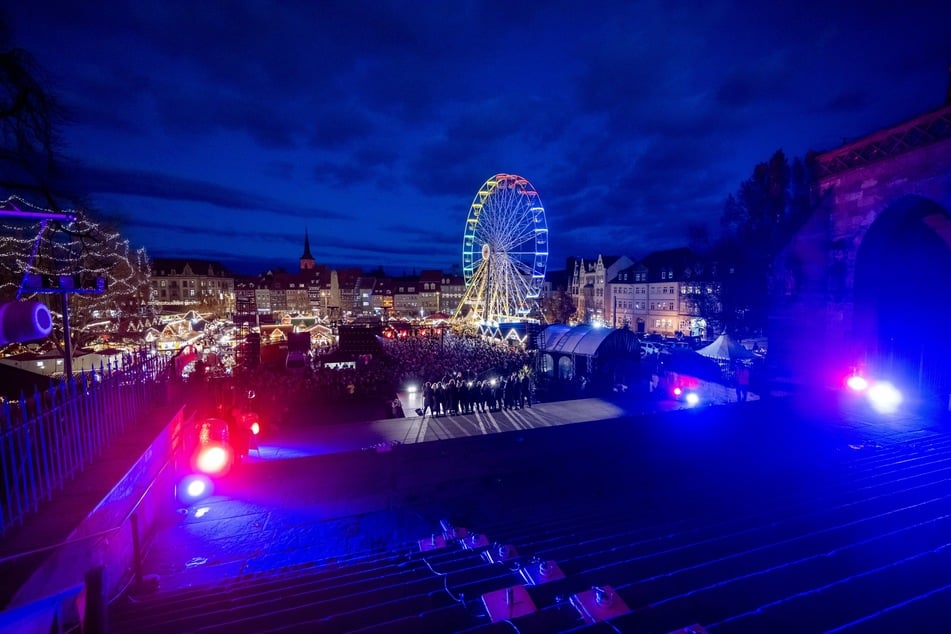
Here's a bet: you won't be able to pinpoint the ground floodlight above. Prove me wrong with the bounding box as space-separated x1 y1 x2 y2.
685 392 700 406
867 381 902 414
186 477 208 498
177 474 213 504
196 445 231 475
846 375 869 392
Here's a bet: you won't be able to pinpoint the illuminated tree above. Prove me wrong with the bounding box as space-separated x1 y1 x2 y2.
1 26 156 357
0 200 157 356
538 285 575 324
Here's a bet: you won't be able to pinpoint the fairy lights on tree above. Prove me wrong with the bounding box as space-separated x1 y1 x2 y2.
2 35 158 357
0 195 156 355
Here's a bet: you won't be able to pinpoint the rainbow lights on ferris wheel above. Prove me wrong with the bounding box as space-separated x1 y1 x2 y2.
456 174 548 323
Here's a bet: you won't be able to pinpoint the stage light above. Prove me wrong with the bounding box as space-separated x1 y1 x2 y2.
196 446 232 475
186 478 208 498
685 392 700 406
177 474 213 504
867 381 902 414
673 386 683 397
250 421 260 436
846 375 868 392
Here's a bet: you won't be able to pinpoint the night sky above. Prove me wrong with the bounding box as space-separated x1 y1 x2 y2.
5 2 950 276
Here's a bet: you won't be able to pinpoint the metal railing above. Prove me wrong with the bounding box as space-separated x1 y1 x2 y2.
1 350 171 536
0 443 181 634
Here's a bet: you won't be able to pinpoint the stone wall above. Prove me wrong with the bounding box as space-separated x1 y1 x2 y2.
770 104 951 389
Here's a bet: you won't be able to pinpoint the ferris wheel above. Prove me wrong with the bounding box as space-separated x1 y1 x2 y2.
455 173 548 322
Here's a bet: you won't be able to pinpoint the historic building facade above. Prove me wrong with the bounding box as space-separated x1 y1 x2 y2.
150 259 235 316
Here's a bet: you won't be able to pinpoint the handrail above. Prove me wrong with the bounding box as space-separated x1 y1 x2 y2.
0 454 175 568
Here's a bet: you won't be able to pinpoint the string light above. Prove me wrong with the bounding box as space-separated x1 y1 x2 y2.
0 195 157 354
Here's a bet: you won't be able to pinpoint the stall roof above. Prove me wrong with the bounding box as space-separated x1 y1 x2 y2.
538 324 619 357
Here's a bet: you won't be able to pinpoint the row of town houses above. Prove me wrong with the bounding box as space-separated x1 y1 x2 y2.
150 232 720 337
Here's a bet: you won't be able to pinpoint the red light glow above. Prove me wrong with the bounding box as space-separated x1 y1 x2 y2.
196 446 231 474
250 422 260 435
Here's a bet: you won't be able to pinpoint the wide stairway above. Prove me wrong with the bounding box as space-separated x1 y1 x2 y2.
110 405 951 632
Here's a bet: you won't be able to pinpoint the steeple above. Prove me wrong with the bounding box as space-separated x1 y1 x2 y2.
300 227 315 271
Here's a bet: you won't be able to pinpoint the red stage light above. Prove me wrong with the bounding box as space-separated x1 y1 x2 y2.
196 446 232 474
250 421 260 435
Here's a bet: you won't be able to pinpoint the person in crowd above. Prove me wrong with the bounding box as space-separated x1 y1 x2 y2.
519 373 532 408
735 361 751 402
422 381 435 418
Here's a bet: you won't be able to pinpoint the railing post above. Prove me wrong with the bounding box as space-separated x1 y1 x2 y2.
130 511 143 590
83 565 107 634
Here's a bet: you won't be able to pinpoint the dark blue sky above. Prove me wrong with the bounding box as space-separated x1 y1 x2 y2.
5 1 951 275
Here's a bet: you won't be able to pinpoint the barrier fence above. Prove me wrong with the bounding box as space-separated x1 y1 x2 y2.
0 351 171 536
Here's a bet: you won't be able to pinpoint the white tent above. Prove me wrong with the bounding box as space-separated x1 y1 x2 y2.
696 333 753 361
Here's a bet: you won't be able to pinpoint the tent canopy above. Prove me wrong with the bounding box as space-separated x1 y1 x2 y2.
537 324 639 358
696 333 753 361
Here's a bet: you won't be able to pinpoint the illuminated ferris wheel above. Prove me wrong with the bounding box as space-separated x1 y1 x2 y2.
455 173 548 323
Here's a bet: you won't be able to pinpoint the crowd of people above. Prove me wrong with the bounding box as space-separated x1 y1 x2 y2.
188 331 537 423
419 371 532 418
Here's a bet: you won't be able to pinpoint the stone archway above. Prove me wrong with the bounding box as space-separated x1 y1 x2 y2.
853 195 951 399
769 102 951 398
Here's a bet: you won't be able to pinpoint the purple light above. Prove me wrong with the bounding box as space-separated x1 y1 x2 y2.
846 375 869 392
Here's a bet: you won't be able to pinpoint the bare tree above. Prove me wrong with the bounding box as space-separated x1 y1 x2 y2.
0 22 156 357
0 22 71 205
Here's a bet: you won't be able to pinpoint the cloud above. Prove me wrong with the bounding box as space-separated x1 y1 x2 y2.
70 164 348 220
9 0 951 279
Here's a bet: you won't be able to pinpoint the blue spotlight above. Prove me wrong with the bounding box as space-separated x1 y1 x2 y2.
177 474 213 504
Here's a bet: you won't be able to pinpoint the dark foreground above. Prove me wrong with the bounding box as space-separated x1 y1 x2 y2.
112 394 951 633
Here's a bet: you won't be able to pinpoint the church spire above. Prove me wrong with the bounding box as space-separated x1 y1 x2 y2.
300 227 315 270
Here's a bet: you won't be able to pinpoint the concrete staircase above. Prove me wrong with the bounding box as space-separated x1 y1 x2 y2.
110 407 951 632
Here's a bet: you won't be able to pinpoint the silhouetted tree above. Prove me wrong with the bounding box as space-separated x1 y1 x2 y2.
0 24 156 357
715 150 816 335
0 22 74 204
